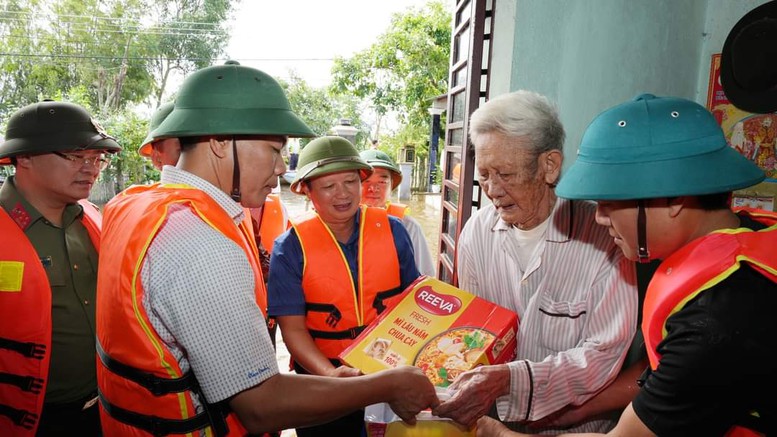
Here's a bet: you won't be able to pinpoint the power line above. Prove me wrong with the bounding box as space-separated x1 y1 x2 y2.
1 9 227 29
0 52 335 62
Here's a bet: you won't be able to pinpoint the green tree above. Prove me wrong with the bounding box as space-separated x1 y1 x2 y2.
0 0 237 191
0 0 235 118
142 0 233 107
330 0 451 151
281 71 367 148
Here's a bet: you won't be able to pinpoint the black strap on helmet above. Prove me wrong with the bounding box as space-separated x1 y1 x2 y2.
230 137 241 202
637 200 650 263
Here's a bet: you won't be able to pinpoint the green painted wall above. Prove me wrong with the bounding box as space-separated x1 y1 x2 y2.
490 0 770 171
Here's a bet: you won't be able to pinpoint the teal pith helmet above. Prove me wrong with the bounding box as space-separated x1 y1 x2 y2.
290 136 373 194
152 60 315 139
556 94 765 200
359 149 402 189
0 100 121 165
138 102 174 157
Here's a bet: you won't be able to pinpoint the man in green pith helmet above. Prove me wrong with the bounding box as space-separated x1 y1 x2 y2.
359 149 435 276
268 135 425 437
471 94 777 437
138 102 181 170
95 61 438 437
0 100 121 437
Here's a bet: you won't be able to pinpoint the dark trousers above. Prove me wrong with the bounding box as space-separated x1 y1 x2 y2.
289 153 299 171
37 393 100 436
292 361 366 437
295 408 366 437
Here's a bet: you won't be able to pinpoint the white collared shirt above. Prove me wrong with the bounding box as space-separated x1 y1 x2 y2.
457 198 638 433
140 166 279 404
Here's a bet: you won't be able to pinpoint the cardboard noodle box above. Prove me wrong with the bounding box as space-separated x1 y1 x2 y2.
340 276 518 387
364 389 474 437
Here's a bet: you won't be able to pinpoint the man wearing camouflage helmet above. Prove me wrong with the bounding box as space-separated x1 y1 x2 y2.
0 100 121 436
96 62 437 436
475 94 777 437
137 101 181 171
359 149 435 276
268 136 424 436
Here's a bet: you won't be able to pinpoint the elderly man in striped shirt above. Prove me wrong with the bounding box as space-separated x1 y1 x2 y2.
433 90 638 434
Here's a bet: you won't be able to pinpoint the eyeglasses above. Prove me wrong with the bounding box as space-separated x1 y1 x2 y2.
52 151 111 171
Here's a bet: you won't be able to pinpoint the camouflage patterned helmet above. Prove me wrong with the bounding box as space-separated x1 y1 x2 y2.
290 136 373 194
359 149 402 189
0 100 121 165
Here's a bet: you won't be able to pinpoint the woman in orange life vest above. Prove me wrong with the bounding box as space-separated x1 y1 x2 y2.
359 149 436 277
471 95 777 437
268 135 423 437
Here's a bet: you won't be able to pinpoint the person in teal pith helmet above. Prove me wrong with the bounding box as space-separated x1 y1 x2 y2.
95 62 438 437
0 100 120 437
473 94 777 437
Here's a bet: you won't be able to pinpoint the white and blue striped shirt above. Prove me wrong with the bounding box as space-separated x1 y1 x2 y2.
457 198 638 433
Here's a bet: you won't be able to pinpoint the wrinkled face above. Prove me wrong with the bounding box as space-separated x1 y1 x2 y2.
236 138 285 208
151 138 181 170
475 132 560 229
305 170 361 225
361 167 393 208
16 149 109 205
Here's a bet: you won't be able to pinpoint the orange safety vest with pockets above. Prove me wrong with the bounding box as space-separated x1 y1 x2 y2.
292 205 403 360
253 193 289 253
385 202 407 219
0 200 100 436
643 208 777 437
96 184 266 437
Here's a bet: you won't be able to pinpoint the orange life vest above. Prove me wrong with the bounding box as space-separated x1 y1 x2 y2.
96 184 266 436
385 202 408 219
291 206 403 359
0 200 100 436
250 193 289 252
643 208 777 437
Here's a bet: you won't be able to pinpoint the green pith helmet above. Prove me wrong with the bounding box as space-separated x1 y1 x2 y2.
359 149 402 189
556 93 764 200
0 100 121 165
290 136 373 194
138 102 174 157
152 60 315 139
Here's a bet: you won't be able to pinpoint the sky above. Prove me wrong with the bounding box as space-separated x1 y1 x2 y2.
224 0 433 88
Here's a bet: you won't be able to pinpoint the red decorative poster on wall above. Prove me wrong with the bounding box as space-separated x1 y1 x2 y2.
707 53 777 182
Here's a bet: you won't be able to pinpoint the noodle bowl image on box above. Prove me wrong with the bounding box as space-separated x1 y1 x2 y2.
340 277 519 387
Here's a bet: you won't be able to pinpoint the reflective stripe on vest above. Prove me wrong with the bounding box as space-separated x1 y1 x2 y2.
643 208 777 437
0 202 100 436
97 184 265 436
292 205 402 359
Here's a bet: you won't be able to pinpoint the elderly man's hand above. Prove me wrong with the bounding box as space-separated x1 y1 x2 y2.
477 416 522 437
385 366 440 425
432 364 510 428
